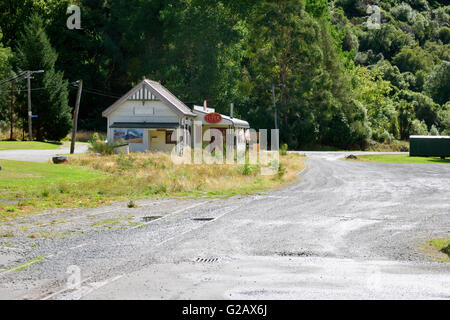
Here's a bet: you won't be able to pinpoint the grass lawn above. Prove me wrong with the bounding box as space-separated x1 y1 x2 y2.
0 153 305 220
0 141 62 151
0 160 105 219
353 154 450 164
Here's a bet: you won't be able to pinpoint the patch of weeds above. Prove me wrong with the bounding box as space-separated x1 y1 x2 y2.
145 184 167 195
0 256 44 273
57 182 70 194
1 232 14 237
116 155 135 170
41 189 50 197
238 163 255 176
127 200 137 208
426 238 450 262
5 207 15 213
277 162 286 178
280 143 288 156
143 158 156 167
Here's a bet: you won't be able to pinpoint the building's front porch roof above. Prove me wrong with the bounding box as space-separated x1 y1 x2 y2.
109 122 180 129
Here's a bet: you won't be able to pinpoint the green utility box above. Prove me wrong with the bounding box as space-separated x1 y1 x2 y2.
410 135 450 158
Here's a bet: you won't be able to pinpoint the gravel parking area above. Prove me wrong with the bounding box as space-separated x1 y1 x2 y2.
0 152 449 299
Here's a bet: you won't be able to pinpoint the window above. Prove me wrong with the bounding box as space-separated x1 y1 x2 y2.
165 131 175 144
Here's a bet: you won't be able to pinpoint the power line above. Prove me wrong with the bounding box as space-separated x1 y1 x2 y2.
0 81 79 94
0 85 77 94
0 71 28 86
67 83 122 99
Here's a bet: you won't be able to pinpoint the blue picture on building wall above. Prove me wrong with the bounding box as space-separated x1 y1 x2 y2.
113 129 143 144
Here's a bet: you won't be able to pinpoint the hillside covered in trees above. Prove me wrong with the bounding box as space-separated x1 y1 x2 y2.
0 0 448 149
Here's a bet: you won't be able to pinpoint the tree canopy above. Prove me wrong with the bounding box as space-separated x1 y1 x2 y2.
0 0 448 145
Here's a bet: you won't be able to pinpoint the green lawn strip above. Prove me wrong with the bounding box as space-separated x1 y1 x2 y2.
0 160 104 188
354 154 450 164
0 256 45 273
0 141 62 151
0 160 106 219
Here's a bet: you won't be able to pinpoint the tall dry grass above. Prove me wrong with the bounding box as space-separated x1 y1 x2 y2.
0 151 305 219
0 127 26 140
70 152 306 197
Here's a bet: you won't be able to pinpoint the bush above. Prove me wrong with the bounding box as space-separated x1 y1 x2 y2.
391 3 416 23
239 163 255 176
88 132 124 155
409 119 429 135
127 200 136 208
429 125 439 136
280 143 288 156
88 140 117 155
277 162 286 178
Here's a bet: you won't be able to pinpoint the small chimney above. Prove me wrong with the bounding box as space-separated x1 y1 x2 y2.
230 103 234 118
203 100 207 111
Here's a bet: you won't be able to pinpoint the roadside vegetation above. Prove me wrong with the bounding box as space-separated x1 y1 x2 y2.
349 154 450 164
302 140 410 152
0 153 305 221
424 238 450 262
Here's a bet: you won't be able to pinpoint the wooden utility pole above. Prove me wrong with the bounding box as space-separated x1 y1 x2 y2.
24 70 44 141
9 81 15 140
70 80 83 154
27 72 32 141
272 84 278 130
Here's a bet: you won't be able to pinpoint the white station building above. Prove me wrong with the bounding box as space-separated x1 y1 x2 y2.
102 78 249 153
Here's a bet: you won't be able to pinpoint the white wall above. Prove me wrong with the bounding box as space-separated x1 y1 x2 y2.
107 100 181 151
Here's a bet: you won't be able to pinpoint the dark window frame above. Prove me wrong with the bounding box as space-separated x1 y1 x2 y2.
165 130 175 144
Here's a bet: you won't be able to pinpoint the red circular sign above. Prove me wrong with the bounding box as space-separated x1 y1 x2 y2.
204 112 222 124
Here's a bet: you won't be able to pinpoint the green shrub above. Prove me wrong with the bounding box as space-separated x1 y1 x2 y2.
409 119 428 136
239 163 254 176
145 184 167 195
277 162 286 178
88 140 118 155
88 132 125 155
127 200 136 208
280 143 288 156
429 125 439 136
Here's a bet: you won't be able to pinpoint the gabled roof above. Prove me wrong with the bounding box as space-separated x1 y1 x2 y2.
102 79 196 117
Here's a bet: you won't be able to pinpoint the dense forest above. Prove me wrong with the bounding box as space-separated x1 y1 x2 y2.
0 0 449 149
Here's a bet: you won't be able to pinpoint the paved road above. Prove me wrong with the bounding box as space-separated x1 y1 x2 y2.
0 143 88 162
0 152 449 299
